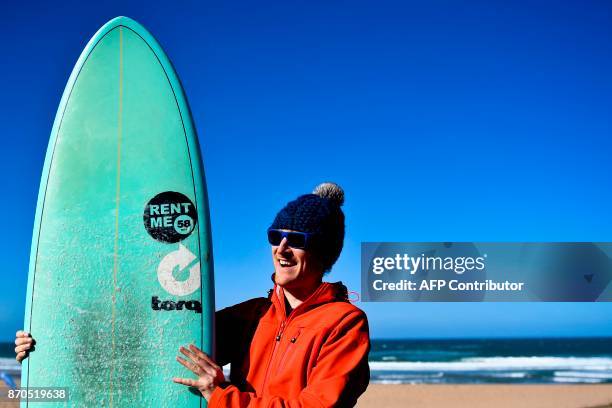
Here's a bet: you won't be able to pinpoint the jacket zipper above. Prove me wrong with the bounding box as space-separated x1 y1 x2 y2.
262 311 301 390
275 329 302 375
261 320 285 391
261 284 326 390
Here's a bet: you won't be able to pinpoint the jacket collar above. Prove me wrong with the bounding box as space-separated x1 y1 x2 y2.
268 276 349 320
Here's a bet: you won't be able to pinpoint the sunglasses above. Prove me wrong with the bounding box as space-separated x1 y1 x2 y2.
267 229 315 249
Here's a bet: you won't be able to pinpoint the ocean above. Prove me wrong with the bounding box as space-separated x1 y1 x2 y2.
369 337 612 384
2 338 612 385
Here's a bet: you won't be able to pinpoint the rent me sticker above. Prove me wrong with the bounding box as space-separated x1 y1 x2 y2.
143 191 198 243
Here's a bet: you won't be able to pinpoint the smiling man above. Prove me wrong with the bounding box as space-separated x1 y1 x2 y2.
16 182 370 407
174 182 371 407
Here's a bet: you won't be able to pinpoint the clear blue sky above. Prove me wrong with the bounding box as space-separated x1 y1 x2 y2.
1 0 611 341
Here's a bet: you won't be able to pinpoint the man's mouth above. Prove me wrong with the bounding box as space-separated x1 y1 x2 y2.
278 258 295 267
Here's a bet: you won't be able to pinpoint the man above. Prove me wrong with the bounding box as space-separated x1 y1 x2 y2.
16 182 370 407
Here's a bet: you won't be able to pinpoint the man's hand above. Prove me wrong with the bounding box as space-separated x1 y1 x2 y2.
173 344 225 401
15 330 35 363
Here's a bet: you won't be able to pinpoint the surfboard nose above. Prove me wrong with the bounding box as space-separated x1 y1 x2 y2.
106 16 139 27
95 16 151 37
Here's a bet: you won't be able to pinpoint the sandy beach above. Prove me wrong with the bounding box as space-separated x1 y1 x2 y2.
357 384 612 408
0 378 18 408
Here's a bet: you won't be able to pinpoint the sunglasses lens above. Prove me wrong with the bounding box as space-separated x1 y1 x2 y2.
267 229 283 245
286 232 307 249
268 229 309 249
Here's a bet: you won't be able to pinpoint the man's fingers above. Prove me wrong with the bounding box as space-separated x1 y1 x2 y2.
188 345 220 371
176 355 218 385
179 347 205 370
16 351 26 363
177 346 222 382
173 377 196 387
15 337 33 346
176 356 202 375
16 331 30 338
15 344 32 354
179 346 198 361
176 356 194 370
188 344 213 364
198 365 218 378
189 344 225 379
188 344 205 357
180 346 216 374
183 345 220 378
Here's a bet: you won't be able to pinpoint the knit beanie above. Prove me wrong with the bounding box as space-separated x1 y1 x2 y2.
270 182 345 272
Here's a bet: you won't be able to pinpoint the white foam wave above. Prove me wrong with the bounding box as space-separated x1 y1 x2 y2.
375 379 405 384
554 371 612 379
376 372 444 379
0 358 21 374
369 357 612 372
552 377 603 384
488 372 528 378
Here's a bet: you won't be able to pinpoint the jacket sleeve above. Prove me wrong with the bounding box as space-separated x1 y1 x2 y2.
215 297 271 366
209 310 370 408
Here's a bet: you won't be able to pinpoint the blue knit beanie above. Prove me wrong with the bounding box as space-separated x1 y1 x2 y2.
270 182 345 272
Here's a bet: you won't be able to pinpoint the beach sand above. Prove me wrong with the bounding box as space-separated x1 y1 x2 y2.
0 377 19 408
2 380 612 407
357 384 612 408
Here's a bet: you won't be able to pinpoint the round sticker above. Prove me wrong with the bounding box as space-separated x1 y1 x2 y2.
143 192 197 243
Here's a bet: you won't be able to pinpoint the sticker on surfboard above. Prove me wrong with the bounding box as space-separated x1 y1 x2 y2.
143 191 197 243
152 244 202 313
157 244 201 296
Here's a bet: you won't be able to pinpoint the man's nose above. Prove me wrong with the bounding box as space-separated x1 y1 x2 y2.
277 237 290 252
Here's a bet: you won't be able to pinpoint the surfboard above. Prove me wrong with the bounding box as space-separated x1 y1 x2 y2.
21 16 214 406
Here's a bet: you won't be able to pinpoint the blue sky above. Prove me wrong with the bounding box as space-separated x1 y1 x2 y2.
1 0 612 340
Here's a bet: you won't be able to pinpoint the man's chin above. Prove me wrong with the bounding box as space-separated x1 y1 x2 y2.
274 270 296 286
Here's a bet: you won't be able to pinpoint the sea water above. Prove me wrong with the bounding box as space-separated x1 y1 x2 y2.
369 337 612 384
2 338 612 385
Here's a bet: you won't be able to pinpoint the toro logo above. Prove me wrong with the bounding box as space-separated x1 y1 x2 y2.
151 296 201 313
152 244 202 314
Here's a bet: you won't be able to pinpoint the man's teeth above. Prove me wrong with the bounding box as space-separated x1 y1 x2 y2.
279 259 293 266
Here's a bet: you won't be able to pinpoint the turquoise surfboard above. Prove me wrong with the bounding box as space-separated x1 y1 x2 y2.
22 17 214 406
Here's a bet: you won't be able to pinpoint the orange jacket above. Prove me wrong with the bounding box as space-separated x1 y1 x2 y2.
210 281 370 407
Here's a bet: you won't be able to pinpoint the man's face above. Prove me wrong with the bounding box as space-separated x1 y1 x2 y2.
271 230 322 291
